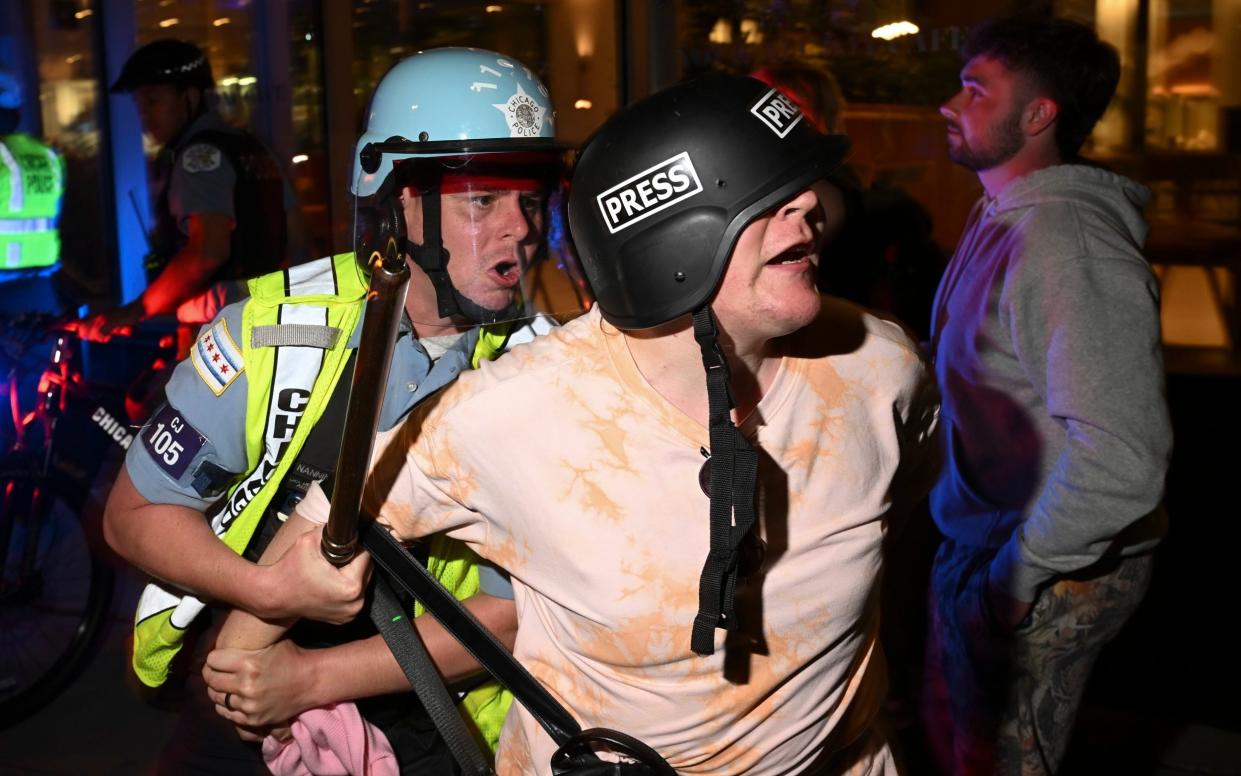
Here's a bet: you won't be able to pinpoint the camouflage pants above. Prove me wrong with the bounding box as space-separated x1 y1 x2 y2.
920 540 1153 776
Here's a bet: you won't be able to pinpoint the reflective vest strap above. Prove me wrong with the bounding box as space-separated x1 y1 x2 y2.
0 140 21 211
0 217 55 234
472 322 513 368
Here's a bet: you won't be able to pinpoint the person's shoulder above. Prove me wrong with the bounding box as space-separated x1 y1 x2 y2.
482 309 596 381
176 141 232 177
792 295 923 363
174 117 243 175
174 302 249 401
422 310 597 420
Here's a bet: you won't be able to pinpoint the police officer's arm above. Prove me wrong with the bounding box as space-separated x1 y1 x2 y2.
136 211 233 316
104 303 368 623
204 507 517 732
70 211 233 341
104 468 367 624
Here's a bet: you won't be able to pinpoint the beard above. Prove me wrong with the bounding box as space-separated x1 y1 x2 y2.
947 104 1026 171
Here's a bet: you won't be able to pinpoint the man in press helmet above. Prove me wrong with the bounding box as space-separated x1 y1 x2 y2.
0 69 65 273
73 39 304 345
103 48 569 772
213 74 938 774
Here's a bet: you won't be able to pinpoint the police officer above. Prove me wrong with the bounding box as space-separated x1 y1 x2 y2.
74 39 304 344
0 70 65 273
103 48 568 773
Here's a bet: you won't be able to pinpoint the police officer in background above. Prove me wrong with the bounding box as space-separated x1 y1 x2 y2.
73 39 306 344
0 69 65 273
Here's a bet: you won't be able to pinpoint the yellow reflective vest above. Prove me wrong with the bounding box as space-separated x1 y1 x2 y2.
0 133 64 270
132 252 513 751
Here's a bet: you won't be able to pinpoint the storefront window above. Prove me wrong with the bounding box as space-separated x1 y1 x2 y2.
349 1 549 108
1146 0 1220 151
287 1 330 255
676 2 961 107
134 0 256 130
30 0 109 299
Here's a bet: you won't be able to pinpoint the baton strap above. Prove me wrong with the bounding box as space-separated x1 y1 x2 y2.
369 573 494 776
361 520 583 745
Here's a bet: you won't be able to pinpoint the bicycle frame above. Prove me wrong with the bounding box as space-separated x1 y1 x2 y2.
0 317 131 726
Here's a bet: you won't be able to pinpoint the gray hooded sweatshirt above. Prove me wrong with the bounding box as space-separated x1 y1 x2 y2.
929 163 1172 603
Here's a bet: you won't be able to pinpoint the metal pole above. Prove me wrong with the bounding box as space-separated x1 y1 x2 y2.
321 251 410 565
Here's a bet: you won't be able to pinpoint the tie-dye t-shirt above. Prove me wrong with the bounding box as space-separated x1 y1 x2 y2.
297 301 938 775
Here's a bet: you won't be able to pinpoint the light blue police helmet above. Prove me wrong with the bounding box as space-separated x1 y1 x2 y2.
353 48 560 198
0 70 22 111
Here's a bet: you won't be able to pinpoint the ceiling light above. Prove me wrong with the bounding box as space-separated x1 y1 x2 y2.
871 21 919 41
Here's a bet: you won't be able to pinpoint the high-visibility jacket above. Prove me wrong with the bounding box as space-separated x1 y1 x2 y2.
0 133 64 270
133 252 515 750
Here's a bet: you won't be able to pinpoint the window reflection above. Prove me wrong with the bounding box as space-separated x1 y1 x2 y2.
134 0 256 128
288 1 330 256
1147 0 1218 151
349 1 548 112
31 0 107 298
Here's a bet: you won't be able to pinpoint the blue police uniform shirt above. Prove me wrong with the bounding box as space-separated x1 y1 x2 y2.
125 298 518 599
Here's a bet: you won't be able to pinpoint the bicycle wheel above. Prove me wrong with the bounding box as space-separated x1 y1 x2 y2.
0 470 114 728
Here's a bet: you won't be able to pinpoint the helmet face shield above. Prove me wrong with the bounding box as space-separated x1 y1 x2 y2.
354 152 578 327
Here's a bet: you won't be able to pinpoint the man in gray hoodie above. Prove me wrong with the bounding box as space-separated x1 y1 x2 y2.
922 16 1172 775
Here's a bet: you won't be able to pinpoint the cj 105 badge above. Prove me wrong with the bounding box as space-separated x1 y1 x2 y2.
595 151 704 234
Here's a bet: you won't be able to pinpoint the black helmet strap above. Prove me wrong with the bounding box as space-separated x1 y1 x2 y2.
690 306 758 656
403 183 462 320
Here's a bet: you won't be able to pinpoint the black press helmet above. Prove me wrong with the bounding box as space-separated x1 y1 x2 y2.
568 73 850 330
110 39 214 94
569 74 851 659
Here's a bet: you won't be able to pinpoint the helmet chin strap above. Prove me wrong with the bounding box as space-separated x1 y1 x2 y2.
405 186 462 320
690 306 759 656
403 185 521 326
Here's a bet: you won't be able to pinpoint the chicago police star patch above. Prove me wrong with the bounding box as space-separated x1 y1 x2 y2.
493 84 546 137
191 320 244 395
181 143 222 173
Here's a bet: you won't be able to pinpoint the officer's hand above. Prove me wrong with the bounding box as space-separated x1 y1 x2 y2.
204 640 312 730
67 302 142 343
263 525 370 623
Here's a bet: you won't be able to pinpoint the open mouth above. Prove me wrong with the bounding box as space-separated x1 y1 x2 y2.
488 260 522 288
766 249 812 267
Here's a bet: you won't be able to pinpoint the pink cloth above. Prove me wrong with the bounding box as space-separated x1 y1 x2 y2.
262 702 398 776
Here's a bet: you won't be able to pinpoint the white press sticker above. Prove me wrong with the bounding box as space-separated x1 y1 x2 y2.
750 89 803 138
595 151 704 234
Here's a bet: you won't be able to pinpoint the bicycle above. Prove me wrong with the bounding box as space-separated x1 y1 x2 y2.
0 312 171 727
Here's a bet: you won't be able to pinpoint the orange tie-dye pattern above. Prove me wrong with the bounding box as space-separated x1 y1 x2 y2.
295 305 934 775
559 459 626 524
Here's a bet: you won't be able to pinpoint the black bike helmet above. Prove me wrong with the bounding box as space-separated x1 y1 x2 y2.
110 39 214 94
568 73 850 330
